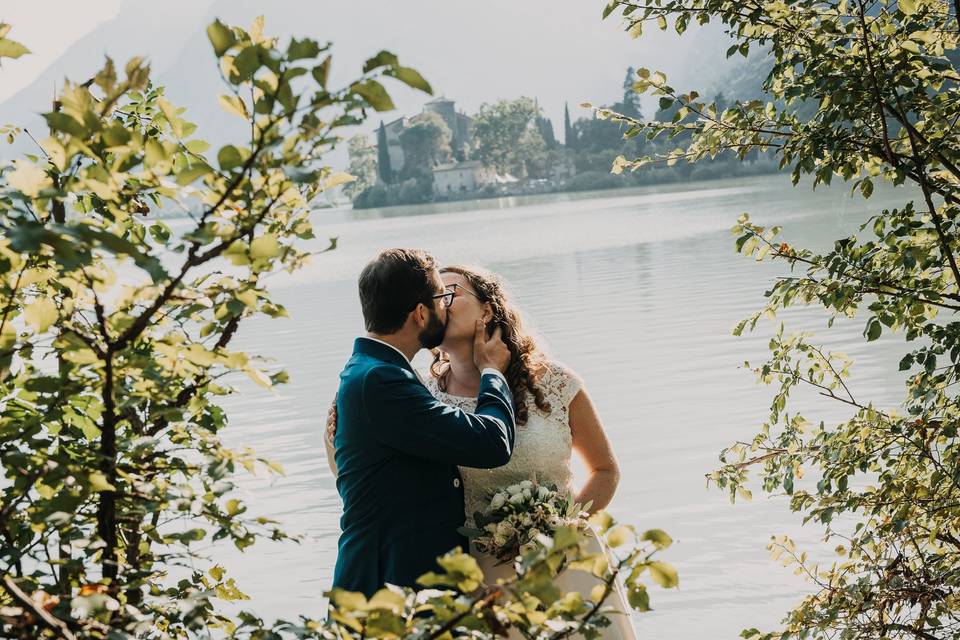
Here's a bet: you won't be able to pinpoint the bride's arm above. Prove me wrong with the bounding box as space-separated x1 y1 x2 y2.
325 396 338 477
569 388 620 512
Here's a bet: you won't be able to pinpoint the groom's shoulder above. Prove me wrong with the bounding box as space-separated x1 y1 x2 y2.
343 355 418 388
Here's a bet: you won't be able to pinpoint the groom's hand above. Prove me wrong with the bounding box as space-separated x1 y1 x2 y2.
473 320 511 373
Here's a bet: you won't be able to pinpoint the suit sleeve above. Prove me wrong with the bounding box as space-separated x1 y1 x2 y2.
362 365 516 468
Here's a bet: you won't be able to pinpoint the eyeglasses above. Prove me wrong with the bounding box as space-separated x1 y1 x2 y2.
432 290 455 308
445 282 483 302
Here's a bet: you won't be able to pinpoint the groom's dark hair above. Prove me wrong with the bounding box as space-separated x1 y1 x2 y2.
359 248 438 334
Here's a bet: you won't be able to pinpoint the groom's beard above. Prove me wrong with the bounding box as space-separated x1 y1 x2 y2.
418 307 447 349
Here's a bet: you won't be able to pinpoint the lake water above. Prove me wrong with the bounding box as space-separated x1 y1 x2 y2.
210 174 916 638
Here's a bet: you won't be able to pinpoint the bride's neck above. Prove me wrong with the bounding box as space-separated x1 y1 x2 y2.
443 340 481 394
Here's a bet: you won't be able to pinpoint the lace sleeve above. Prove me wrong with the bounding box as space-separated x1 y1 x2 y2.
541 361 584 411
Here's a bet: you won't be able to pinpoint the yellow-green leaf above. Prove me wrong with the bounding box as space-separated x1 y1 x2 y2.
88 472 116 493
322 172 355 191
218 94 248 119
250 234 280 259
157 97 183 138
641 528 673 549
24 299 57 333
647 561 679 588
0 36 30 60
7 160 52 198
606 524 633 548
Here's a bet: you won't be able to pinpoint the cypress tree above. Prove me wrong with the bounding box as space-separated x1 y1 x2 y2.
563 102 575 150
376 120 393 184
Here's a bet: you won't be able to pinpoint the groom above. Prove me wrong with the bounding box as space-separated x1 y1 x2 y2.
331 248 516 597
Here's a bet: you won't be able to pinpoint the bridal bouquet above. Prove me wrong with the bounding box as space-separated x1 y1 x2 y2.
461 480 591 564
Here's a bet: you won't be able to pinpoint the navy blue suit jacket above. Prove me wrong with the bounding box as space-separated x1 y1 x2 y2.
332 337 516 596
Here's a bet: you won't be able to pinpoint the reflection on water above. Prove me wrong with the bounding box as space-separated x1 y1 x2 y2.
212 175 917 638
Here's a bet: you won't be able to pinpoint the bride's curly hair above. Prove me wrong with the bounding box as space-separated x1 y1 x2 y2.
431 265 551 426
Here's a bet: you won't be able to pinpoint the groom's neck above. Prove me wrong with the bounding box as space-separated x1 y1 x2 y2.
366 332 419 363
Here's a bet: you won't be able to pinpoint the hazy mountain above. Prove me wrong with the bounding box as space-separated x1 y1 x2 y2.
1 1 742 168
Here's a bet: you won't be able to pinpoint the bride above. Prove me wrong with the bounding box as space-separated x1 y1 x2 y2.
326 265 636 639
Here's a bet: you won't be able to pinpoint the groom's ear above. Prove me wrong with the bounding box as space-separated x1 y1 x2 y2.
411 302 428 327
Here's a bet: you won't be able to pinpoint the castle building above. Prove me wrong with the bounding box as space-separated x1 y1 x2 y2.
376 97 473 179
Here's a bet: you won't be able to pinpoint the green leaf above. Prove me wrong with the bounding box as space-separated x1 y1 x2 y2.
389 66 432 94
602 1 619 19
43 112 86 137
647 561 679 588
627 583 651 611
900 0 917 15
217 145 245 171
362 50 398 73
102 124 132 146
288 37 320 60
641 528 673 550
175 162 212 186
353 80 395 112
207 20 236 56
233 45 261 82
865 317 882 341
313 56 331 88
144 139 168 169
149 223 171 243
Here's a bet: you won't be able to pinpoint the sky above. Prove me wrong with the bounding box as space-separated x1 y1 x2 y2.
0 0 736 162
0 2 125 103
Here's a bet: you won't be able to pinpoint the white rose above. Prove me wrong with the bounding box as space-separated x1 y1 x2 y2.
493 532 508 547
520 480 534 490
506 484 522 496
537 486 551 500
528 528 542 541
490 493 507 510
509 492 526 505
522 488 533 501
521 513 533 527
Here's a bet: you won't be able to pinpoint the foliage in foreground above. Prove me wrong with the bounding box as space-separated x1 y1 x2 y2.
603 0 960 638
0 17 675 639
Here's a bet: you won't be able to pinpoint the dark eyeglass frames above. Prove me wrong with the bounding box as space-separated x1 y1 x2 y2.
432 290 455 308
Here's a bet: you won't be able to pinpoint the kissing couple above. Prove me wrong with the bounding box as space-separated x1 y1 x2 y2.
325 248 636 639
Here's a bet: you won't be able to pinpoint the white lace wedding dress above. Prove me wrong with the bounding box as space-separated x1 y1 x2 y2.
426 362 638 640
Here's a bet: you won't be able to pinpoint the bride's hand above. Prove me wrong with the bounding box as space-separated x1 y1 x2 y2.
326 395 338 445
